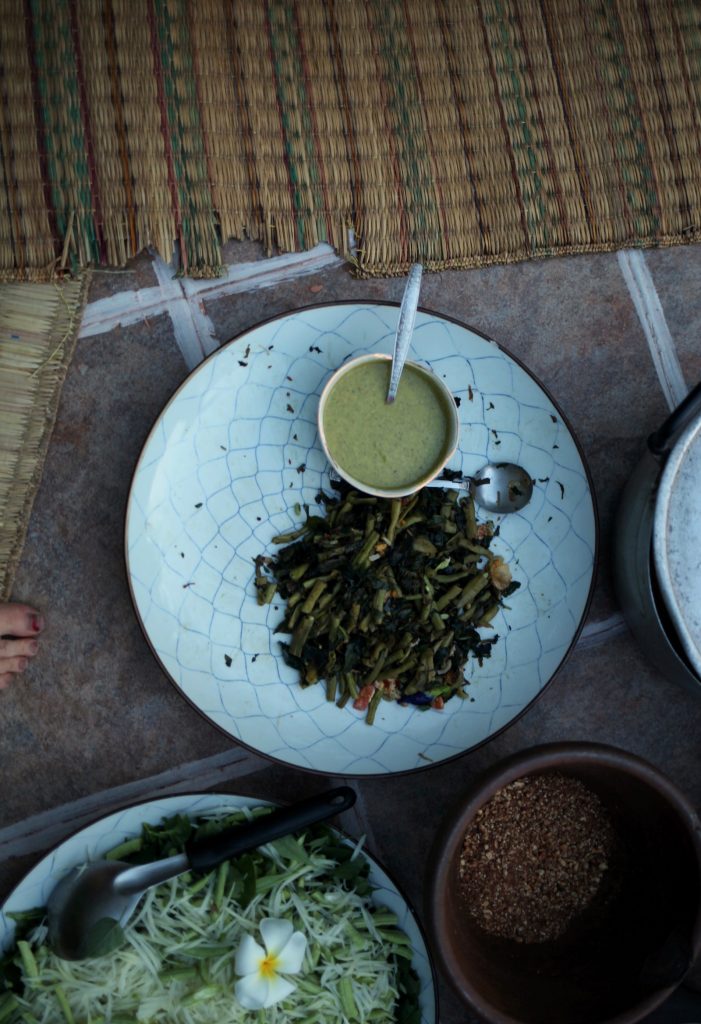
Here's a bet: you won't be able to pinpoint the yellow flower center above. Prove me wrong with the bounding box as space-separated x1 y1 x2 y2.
259 953 279 979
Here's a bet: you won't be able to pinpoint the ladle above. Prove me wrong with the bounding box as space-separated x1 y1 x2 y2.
47 786 355 961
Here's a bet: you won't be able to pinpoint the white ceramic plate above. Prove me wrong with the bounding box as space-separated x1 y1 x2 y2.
125 303 596 774
0 793 437 1024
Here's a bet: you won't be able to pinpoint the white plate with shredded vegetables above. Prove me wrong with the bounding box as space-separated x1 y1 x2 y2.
125 302 597 774
0 793 436 1024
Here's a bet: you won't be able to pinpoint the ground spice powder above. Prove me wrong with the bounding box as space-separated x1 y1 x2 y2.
458 773 616 943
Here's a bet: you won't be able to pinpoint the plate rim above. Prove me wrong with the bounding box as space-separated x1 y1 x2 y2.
124 300 600 777
0 789 439 1024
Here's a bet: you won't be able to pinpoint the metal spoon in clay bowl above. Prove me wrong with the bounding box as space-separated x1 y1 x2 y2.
386 263 423 403
47 786 356 961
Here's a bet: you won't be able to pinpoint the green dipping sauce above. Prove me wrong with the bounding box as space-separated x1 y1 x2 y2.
321 359 455 490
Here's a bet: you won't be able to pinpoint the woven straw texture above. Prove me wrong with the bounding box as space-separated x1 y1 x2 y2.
0 275 88 599
1 0 700 279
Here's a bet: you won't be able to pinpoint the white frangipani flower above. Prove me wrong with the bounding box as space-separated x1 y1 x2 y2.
234 918 307 1010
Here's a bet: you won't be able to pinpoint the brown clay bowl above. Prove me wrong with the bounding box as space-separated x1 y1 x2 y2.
427 742 701 1024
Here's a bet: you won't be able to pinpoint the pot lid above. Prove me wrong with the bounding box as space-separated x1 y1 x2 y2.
653 412 701 680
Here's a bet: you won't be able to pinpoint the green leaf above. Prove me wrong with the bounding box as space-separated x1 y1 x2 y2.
83 919 126 959
269 834 309 865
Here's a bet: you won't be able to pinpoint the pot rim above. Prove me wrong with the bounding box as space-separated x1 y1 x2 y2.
653 411 701 680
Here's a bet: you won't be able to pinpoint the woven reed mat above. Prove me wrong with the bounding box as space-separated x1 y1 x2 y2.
0 276 88 600
1 0 700 279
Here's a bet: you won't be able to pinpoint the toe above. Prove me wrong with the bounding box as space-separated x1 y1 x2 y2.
0 637 38 660
0 656 28 675
0 603 43 638
0 672 14 689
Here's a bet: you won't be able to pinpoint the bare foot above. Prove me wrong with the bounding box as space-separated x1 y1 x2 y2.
0 603 43 690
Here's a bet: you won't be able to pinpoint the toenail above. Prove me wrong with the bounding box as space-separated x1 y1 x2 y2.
31 614 43 632
29 639 38 655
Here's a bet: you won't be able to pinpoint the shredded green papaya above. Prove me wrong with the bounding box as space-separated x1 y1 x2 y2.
0 811 421 1024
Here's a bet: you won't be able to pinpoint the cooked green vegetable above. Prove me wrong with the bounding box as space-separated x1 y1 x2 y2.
255 486 520 721
0 810 421 1024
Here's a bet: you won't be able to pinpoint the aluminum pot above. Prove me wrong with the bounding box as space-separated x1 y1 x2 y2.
613 380 701 695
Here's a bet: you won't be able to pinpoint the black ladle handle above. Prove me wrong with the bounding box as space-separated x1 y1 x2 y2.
648 379 701 456
185 786 356 874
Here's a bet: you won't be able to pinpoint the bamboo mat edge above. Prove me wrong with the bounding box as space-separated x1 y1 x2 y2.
0 275 90 601
1 234 697 285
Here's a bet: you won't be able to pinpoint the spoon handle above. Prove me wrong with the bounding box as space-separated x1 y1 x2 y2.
114 852 190 895
186 786 356 873
386 263 423 404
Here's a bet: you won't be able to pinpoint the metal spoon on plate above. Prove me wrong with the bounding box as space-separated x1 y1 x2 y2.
468 462 533 513
429 464 532 512
381 267 533 512
47 786 356 961
431 462 534 513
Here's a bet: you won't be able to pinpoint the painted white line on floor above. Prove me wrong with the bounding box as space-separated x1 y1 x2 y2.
577 613 628 648
618 250 688 410
79 244 344 370
150 255 218 368
0 748 263 861
181 243 342 300
187 295 221 360
79 287 170 336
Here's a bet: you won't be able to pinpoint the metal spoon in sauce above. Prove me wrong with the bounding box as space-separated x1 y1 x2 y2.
386 263 423 404
469 462 534 513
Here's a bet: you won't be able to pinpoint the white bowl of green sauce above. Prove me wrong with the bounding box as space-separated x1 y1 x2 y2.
318 353 459 497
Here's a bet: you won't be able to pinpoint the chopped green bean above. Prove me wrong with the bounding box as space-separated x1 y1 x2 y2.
386 498 403 543
104 836 142 861
54 987 75 1024
362 649 388 687
290 614 315 657
214 860 228 908
477 603 500 626
271 524 309 544
435 583 462 611
256 486 519 722
338 976 359 1020
17 941 39 980
456 571 489 608
301 578 327 614
352 530 380 568
366 688 383 726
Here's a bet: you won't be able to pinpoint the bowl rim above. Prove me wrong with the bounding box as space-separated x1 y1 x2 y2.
426 741 701 1024
316 352 460 498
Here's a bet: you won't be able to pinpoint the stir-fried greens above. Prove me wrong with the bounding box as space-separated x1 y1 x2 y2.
0 809 421 1024
255 486 520 723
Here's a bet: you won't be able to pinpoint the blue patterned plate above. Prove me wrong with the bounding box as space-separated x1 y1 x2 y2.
0 793 437 1024
125 303 596 774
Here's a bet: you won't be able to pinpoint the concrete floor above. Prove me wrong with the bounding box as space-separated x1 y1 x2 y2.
2 240 701 1023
